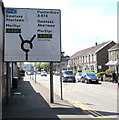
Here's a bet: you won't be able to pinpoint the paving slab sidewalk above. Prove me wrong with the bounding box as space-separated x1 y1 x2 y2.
2 76 93 120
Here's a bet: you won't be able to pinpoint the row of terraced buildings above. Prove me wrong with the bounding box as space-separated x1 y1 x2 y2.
68 41 119 73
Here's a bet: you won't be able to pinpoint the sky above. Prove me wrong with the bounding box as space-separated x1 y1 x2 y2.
3 0 118 56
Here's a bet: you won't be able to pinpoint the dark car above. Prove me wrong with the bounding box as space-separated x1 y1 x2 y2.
81 72 99 84
62 70 75 82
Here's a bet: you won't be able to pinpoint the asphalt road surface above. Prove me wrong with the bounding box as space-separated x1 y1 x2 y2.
30 74 119 119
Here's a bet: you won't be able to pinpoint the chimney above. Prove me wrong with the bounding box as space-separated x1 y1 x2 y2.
95 42 98 46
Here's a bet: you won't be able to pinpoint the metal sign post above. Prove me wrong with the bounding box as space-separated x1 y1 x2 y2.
50 62 54 103
6 62 9 104
60 62 63 100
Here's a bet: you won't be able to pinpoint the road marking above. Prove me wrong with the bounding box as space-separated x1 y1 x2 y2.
72 100 113 120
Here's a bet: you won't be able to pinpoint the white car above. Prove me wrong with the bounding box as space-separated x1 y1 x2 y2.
41 71 47 76
75 73 82 82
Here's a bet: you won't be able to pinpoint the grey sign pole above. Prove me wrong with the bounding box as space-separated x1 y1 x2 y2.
35 62 36 83
60 62 63 100
35 72 36 83
50 62 54 103
6 62 9 104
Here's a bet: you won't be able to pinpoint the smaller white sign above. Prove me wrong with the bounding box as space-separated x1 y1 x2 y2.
4 8 61 62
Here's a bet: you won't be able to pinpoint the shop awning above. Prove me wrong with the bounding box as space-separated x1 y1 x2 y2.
105 60 119 66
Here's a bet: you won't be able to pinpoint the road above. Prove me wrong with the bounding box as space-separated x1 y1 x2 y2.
30 74 119 119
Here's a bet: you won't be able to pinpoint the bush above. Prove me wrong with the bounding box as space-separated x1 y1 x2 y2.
97 72 105 78
105 68 115 74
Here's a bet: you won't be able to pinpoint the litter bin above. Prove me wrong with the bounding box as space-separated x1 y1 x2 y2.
12 77 18 88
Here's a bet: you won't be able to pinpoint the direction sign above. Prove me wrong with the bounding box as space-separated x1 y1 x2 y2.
4 8 61 62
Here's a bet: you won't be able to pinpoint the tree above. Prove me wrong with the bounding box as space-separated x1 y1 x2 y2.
40 62 50 71
35 62 41 71
35 62 50 71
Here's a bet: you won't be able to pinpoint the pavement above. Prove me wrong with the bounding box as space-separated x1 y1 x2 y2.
2 76 110 120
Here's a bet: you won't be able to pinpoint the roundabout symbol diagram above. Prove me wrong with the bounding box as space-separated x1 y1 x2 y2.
19 34 36 60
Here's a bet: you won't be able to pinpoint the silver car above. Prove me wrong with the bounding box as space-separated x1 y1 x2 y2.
41 71 47 76
62 70 75 82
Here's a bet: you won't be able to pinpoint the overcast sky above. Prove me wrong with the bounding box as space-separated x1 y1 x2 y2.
3 0 118 56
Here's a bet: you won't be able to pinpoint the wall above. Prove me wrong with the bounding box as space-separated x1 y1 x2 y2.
0 0 4 119
97 41 116 72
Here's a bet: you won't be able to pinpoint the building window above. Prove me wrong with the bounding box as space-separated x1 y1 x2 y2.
86 55 87 63
83 56 84 63
92 54 94 62
89 55 90 63
109 51 111 61
80 56 82 63
91 65 94 70
117 51 119 59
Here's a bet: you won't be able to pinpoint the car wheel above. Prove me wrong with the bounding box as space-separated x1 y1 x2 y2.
73 80 76 83
81 78 84 83
95 80 99 84
63 77 67 82
85 79 89 84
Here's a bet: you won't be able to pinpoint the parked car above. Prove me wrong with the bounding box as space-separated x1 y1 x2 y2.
26 71 34 75
36 71 41 74
62 70 75 82
75 73 82 82
81 72 99 84
41 71 47 76
54 71 60 76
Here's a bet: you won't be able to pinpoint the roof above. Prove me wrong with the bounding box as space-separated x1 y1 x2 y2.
71 41 115 58
105 60 119 66
108 43 119 51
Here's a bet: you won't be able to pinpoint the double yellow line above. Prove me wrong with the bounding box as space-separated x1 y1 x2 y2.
72 100 113 120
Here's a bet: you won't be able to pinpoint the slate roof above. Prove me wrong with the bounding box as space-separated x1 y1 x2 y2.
108 43 119 51
71 41 114 58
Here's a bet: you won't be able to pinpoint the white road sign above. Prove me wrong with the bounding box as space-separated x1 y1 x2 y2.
4 8 61 62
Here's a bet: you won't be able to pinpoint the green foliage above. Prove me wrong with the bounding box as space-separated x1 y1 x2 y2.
84 70 95 72
105 68 115 74
97 72 105 78
35 62 41 71
40 62 50 71
35 62 50 71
